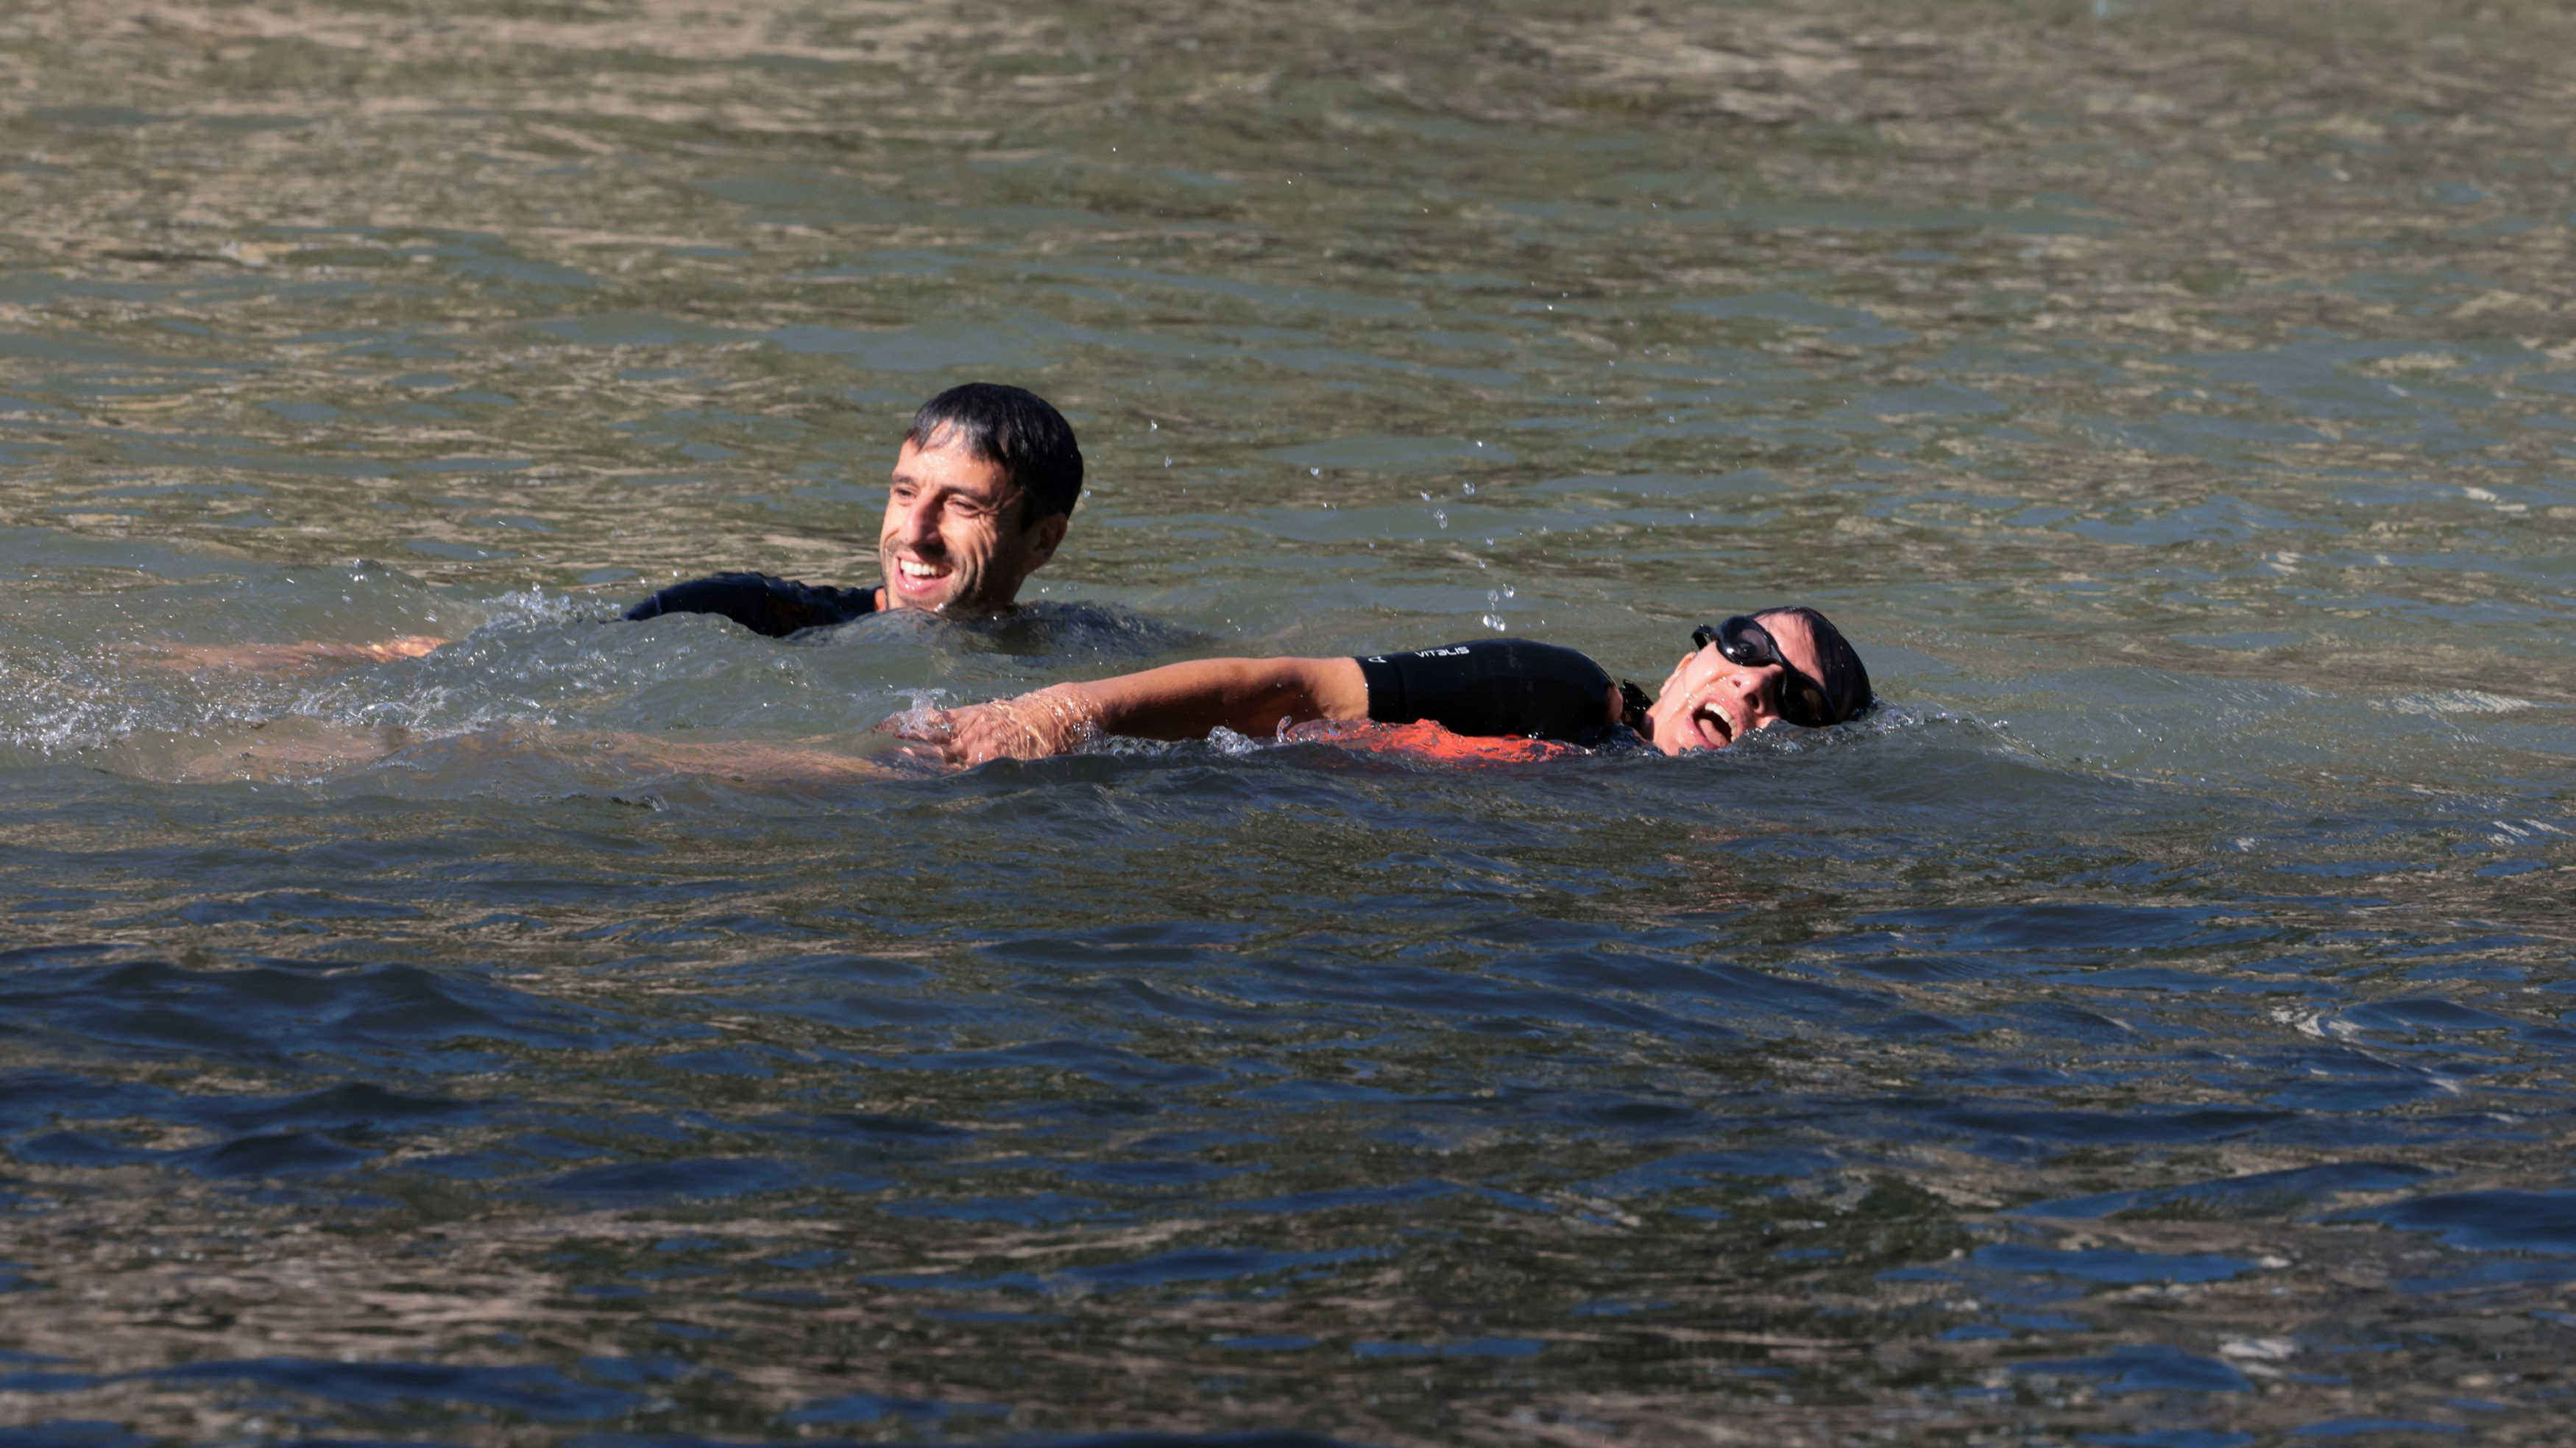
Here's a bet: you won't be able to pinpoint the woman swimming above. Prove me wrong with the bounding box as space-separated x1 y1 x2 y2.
896 607 1872 766
144 608 1869 784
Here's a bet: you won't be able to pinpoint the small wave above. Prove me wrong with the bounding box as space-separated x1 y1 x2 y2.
475 586 628 631
798 599 1210 664
2382 689 2538 717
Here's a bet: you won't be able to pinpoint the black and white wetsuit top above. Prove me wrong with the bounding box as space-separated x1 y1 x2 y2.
1354 639 1631 745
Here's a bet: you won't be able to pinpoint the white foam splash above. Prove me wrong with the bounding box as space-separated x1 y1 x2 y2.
874 688 957 739
2382 689 2536 717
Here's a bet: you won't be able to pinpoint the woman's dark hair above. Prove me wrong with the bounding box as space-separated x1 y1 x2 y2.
1762 605 1874 725
904 383 1085 527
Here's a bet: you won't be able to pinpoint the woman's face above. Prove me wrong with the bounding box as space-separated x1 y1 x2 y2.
1641 609 1830 756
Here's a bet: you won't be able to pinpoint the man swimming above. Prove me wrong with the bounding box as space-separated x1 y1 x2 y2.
624 380 1084 636
142 382 1086 672
896 608 1872 766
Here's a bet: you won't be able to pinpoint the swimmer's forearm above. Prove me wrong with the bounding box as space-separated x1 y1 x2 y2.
1069 656 1370 741
130 634 447 675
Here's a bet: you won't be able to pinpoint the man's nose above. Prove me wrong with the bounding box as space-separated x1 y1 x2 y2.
894 497 941 549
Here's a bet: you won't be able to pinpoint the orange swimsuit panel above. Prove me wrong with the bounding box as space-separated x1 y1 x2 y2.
1282 719 1585 765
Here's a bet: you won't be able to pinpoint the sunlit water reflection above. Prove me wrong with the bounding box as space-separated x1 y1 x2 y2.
4 1 2576 1443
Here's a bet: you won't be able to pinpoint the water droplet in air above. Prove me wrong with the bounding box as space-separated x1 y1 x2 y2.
1433 509 1448 529
1311 467 1320 477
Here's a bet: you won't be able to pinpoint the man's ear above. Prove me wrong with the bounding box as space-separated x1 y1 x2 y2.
1022 511 1069 570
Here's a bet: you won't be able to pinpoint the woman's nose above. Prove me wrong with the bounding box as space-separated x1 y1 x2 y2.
1727 665 1781 717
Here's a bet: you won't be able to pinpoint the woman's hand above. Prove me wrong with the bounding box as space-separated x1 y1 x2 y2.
890 685 1101 767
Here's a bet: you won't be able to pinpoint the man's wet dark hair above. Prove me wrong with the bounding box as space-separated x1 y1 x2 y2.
1761 604 1874 725
904 383 1084 528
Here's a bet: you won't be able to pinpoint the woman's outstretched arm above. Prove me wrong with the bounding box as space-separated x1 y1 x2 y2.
894 656 1370 766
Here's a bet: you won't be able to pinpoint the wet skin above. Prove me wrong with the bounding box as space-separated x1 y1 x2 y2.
1639 608 1832 755
877 430 1067 614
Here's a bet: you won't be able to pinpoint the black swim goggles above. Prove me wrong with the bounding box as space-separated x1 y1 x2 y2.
1693 615 1837 729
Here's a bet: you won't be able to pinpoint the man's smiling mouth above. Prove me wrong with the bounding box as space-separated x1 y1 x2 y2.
888 554 958 604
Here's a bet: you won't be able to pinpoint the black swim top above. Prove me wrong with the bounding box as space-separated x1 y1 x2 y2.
624 572 880 639
1354 639 1627 745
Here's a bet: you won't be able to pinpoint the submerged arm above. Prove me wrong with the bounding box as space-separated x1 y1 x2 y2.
130 634 447 674
898 656 1370 766
135 572 871 677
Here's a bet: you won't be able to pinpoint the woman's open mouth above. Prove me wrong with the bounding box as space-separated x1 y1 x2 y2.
1693 703 1735 749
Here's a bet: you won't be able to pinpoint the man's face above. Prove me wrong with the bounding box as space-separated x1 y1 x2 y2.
1641 608 1832 756
877 434 1066 614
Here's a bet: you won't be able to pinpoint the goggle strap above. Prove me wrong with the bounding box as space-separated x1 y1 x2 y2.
1618 680 1652 733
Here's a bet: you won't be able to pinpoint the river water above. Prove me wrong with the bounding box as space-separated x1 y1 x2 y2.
4 1 2575 1443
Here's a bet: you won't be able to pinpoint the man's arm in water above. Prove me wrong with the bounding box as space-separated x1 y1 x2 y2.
895 656 1371 766
132 635 448 674
137 572 882 675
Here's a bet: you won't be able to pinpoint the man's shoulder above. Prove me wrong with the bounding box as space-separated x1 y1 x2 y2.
625 572 880 636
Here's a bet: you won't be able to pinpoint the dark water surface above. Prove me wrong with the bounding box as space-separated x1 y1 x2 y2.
5 1 2576 1443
